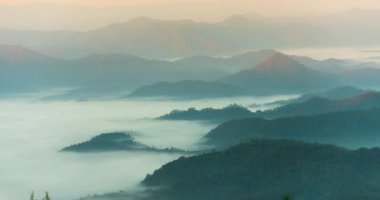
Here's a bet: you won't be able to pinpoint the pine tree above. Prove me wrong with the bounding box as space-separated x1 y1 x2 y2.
43 192 51 200
29 191 35 200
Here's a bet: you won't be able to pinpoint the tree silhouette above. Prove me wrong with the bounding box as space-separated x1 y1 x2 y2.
29 191 35 200
43 192 51 200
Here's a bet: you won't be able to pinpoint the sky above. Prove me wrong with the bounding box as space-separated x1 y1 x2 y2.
0 0 379 30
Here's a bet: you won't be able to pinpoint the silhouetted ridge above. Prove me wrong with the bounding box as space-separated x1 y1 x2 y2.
61 132 190 154
158 104 253 122
258 90 380 119
204 109 380 148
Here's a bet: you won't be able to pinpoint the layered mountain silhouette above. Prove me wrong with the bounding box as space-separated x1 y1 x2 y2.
158 89 379 122
258 91 380 119
61 132 189 154
221 53 337 94
2 10 380 58
173 49 277 73
1 45 378 99
204 109 380 148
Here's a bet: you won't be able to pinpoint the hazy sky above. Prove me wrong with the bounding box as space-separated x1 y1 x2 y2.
0 0 379 30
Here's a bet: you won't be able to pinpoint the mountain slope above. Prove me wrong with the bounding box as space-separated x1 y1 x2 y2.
259 91 380 119
138 140 380 200
204 109 380 148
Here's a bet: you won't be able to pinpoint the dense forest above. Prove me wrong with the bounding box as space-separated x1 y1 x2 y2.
140 140 380 200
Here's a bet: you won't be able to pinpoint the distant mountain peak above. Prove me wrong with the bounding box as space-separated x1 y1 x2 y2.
255 53 306 71
0 44 56 64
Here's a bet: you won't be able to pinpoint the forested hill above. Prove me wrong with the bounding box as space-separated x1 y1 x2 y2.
141 139 380 200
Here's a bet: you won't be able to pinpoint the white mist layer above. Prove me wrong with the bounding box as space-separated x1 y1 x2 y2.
0 95 294 200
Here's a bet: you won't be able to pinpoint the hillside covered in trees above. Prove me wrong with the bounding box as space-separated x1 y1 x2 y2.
139 140 380 200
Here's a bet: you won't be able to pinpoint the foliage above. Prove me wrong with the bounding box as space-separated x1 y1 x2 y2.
140 139 380 200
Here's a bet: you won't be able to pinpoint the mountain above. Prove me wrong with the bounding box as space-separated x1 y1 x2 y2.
291 56 354 74
61 132 189 154
0 46 229 96
156 90 380 123
270 86 368 106
173 49 277 73
0 45 376 99
127 80 250 99
2 10 380 59
0 45 65 93
158 104 253 122
0 15 284 59
221 53 337 94
134 140 380 200
258 91 380 119
204 109 380 149
0 44 58 65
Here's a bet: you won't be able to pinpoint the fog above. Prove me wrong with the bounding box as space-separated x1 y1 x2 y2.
0 95 294 200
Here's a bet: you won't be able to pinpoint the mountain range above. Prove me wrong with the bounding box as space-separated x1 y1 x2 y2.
1 45 379 98
157 89 380 122
221 53 337 94
257 91 380 119
204 109 380 149
270 86 368 106
2 9 380 59
128 53 378 98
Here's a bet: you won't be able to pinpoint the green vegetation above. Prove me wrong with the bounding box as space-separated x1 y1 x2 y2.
140 139 380 200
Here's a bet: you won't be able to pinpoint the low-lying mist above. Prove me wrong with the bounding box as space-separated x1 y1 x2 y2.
0 95 293 200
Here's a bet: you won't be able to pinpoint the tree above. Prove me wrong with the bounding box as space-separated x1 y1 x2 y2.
43 192 51 200
29 191 35 200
